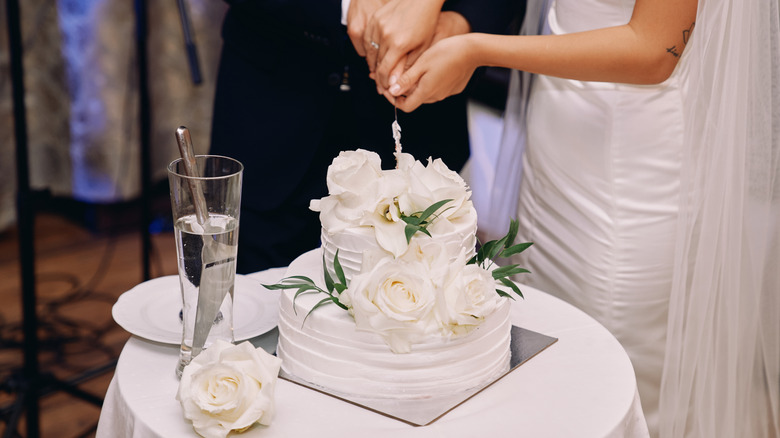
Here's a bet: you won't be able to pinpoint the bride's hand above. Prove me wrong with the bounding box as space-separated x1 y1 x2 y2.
387 34 477 112
381 11 471 95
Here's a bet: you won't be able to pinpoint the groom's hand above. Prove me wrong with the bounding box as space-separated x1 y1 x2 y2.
361 0 444 92
346 0 390 58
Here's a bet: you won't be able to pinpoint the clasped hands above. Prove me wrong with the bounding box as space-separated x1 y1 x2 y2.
346 0 476 112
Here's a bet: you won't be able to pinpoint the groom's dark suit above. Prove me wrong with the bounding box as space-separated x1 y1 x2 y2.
210 0 521 273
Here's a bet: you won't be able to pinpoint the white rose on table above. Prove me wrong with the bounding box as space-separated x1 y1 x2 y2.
310 149 388 232
176 340 282 438
341 256 438 353
437 263 504 337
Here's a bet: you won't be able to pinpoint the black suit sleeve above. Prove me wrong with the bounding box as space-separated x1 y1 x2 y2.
222 0 344 41
443 0 526 35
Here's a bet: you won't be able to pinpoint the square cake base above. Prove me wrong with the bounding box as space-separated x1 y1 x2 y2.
279 326 558 426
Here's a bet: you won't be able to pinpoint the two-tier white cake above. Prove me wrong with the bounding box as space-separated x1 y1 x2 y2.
275 149 513 400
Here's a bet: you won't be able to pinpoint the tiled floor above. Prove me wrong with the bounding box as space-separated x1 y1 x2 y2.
0 208 178 437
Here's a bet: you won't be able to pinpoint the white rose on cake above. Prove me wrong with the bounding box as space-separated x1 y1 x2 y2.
398 156 472 223
324 149 382 198
399 238 457 289
311 149 398 233
176 340 282 438
437 263 505 337
358 168 411 257
394 150 417 171
311 149 478 263
397 241 503 337
341 255 439 353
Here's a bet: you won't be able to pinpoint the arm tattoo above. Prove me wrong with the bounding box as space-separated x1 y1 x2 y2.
667 22 696 58
682 22 695 44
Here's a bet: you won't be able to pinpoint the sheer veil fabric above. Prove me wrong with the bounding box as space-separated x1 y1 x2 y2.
480 0 550 242
659 0 780 436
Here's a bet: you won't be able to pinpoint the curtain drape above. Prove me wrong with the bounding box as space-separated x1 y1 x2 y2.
0 0 226 231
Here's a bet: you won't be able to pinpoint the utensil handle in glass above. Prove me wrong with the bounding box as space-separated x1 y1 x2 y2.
175 126 209 225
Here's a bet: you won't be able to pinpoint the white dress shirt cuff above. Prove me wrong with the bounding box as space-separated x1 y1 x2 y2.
341 0 351 25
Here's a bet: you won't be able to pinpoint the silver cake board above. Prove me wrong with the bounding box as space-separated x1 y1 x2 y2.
279 326 558 426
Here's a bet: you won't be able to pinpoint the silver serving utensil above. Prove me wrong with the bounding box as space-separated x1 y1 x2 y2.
175 127 208 225
175 126 229 358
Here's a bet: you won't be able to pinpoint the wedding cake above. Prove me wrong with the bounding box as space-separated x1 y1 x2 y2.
273 149 523 400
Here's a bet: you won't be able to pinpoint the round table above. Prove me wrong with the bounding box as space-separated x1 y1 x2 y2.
97 268 649 438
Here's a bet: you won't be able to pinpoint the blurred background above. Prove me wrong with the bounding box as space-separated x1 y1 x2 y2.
0 0 227 223
0 1 226 436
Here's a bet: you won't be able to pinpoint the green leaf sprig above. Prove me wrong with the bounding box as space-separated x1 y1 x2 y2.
400 199 454 243
467 219 533 300
263 250 349 325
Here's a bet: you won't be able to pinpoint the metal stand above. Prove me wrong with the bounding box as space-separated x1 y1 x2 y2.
1 1 107 436
136 0 153 283
5 0 40 433
176 0 202 85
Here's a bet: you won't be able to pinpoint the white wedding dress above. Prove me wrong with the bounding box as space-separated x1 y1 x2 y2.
498 0 779 436
511 0 683 434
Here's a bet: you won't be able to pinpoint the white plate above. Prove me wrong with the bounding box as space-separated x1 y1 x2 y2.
112 274 281 344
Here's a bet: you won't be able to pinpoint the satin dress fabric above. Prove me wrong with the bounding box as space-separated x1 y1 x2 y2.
512 1 684 434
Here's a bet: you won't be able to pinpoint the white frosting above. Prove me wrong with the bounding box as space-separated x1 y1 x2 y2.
276 249 512 400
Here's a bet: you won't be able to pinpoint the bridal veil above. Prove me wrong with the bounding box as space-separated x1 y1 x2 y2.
659 0 780 436
480 0 550 242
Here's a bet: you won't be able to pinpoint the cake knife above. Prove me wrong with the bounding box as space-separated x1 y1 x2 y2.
175 127 229 359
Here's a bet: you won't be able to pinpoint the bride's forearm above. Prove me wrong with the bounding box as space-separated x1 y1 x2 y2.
467 27 678 84
464 0 696 85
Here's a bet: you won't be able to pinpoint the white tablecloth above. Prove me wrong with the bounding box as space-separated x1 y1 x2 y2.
97 268 649 438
